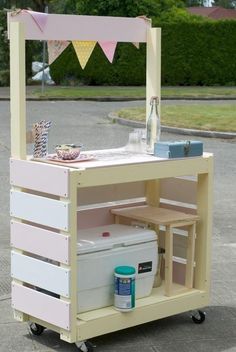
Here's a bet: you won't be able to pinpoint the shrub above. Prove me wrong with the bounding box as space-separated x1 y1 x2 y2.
50 20 236 86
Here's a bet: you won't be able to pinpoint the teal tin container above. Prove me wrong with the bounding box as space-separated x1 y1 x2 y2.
154 140 203 159
114 266 136 312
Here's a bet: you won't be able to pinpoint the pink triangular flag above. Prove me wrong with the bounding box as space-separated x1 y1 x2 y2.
48 40 70 65
23 10 48 32
98 41 117 63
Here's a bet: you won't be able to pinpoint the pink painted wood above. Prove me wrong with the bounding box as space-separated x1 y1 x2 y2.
12 283 71 330
11 221 70 264
77 201 145 230
10 159 69 197
8 12 150 42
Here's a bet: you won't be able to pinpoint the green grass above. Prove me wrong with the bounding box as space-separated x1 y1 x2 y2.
32 85 236 99
117 104 236 132
32 86 145 98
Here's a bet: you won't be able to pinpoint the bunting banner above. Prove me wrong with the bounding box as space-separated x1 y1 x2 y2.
24 10 48 32
11 9 48 32
72 41 96 69
98 41 117 63
47 40 70 65
132 42 140 49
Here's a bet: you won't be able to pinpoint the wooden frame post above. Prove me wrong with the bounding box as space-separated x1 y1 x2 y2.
10 21 26 159
146 28 161 123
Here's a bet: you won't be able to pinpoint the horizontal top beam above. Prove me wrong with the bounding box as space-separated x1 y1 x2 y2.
8 12 151 42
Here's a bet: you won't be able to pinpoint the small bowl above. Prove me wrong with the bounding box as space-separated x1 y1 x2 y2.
55 144 81 160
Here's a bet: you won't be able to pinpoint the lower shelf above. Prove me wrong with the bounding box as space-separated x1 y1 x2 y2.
77 282 208 341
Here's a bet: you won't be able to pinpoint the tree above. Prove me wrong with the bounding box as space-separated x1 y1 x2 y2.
76 0 185 18
212 0 236 8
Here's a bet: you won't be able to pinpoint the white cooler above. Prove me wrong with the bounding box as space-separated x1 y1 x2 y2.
77 224 158 313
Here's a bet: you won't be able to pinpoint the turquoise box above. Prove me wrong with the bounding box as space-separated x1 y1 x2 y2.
154 140 203 158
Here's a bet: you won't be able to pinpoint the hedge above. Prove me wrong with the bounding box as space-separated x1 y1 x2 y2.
50 20 236 86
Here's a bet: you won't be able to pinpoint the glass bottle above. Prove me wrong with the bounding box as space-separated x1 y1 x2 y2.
146 96 161 154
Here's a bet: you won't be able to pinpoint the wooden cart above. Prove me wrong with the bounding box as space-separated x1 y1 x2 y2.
8 12 213 351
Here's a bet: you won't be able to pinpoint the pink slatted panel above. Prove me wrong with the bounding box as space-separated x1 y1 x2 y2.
10 159 69 197
12 283 71 330
11 221 70 264
8 12 150 42
160 178 197 205
77 201 145 230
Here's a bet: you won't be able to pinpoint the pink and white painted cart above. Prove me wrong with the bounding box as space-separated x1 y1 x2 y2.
8 12 213 351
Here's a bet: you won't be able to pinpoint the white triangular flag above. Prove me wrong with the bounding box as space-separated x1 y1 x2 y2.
47 40 70 65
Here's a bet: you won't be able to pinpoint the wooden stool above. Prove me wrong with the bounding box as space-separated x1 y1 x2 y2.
111 206 199 296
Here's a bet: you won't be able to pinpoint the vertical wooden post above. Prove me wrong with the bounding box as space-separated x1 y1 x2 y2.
10 22 26 159
60 170 78 343
195 156 214 292
146 28 161 123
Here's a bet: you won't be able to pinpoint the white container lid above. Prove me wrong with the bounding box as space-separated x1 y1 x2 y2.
77 224 156 254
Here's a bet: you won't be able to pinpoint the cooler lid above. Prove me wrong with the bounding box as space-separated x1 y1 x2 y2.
77 224 156 254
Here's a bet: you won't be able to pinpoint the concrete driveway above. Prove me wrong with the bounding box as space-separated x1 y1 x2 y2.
0 100 236 352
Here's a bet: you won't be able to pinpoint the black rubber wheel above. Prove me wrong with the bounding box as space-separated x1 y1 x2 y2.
191 310 206 324
29 322 45 336
77 341 95 352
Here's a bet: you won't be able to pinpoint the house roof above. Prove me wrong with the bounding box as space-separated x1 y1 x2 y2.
187 6 236 19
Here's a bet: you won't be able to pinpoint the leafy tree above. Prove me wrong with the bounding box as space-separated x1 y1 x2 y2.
212 0 236 8
76 0 185 18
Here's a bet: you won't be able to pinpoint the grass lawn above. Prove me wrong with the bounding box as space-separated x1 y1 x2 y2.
117 104 236 132
32 85 236 99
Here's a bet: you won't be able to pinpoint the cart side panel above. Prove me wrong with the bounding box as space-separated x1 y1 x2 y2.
11 221 70 264
10 190 69 231
10 159 69 197
12 283 71 330
11 251 71 297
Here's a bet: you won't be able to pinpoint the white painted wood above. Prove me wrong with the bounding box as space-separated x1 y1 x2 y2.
10 159 69 197
11 251 70 297
8 12 150 42
10 190 69 231
10 22 26 159
146 28 161 123
11 221 70 264
12 282 71 330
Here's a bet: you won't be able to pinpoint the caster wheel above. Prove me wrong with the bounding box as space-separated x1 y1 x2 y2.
191 310 206 324
76 340 95 352
29 322 45 336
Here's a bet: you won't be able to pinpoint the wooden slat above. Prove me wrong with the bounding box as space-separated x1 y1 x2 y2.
10 159 69 197
10 21 26 159
77 182 145 206
77 200 145 230
11 221 70 264
8 12 150 42
11 251 70 297
10 190 69 231
12 283 71 330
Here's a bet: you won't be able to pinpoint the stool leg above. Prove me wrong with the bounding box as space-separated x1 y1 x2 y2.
185 222 196 289
165 225 173 296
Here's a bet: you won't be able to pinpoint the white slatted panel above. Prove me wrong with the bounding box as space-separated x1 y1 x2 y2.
12 283 71 330
11 251 70 297
11 221 70 264
10 190 69 231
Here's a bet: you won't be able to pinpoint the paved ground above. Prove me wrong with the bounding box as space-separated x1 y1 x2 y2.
0 100 236 351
